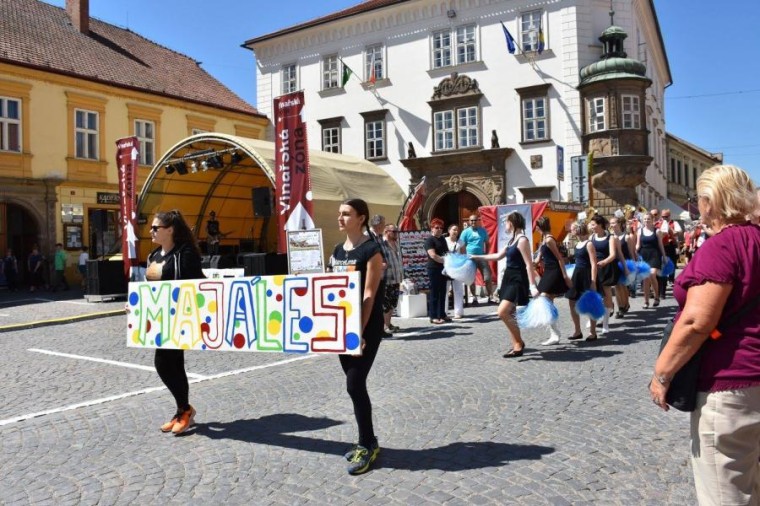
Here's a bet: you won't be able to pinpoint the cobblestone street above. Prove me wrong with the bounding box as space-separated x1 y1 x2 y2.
0 290 693 504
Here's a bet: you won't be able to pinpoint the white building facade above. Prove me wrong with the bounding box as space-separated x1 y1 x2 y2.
245 0 670 224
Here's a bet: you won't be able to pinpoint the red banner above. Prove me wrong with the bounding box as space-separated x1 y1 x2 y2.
274 91 314 253
116 136 140 279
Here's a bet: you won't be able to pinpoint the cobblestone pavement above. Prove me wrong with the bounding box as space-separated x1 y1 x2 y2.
0 287 694 504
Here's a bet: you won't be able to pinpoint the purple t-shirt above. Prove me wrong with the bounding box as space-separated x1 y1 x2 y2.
673 223 760 392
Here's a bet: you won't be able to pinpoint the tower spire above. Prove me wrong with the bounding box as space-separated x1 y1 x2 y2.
609 0 615 25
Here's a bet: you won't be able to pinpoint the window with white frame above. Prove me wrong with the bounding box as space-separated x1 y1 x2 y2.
458 107 478 147
281 64 297 94
360 110 387 160
134 120 155 166
0 97 21 152
432 25 477 69
621 95 640 129
456 25 477 64
522 97 547 141
433 111 454 150
75 109 99 159
517 84 551 142
322 55 339 90
365 45 384 81
318 117 343 154
588 97 606 133
520 10 543 52
432 30 452 68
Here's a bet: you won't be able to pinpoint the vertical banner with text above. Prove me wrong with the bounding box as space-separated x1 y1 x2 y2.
116 136 140 279
274 91 314 253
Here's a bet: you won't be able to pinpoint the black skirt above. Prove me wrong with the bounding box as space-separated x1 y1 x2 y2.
597 261 621 288
566 265 592 301
639 246 662 270
537 263 568 296
498 267 529 306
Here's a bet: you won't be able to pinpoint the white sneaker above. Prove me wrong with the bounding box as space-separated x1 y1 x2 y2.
541 335 560 346
585 320 591 330
600 326 610 334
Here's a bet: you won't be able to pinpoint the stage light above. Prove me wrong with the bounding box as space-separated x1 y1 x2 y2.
173 162 188 175
201 160 209 171
190 161 198 173
230 152 242 165
164 164 175 175
206 154 224 169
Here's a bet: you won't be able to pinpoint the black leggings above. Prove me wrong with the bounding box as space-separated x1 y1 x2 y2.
339 335 381 448
155 349 189 411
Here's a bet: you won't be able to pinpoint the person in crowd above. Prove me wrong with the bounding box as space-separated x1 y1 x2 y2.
459 214 496 304
78 246 89 290
145 209 205 435
2 248 19 292
534 217 571 345
328 198 384 475
444 223 466 319
749 187 760 225
205 211 228 255
659 209 680 298
471 212 538 357
567 222 599 342
609 216 632 317
425 218 449 324
51 243 70 292
27 246 43 292
636 212 667 308
590 214 624 334
650 165 760 505
682 225 694 265
381 223 403 335
369 215 385 242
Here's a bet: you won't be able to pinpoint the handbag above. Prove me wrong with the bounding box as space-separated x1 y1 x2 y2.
659 292 760 412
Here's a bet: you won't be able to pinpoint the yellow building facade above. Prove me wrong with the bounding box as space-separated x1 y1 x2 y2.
0 0 268 287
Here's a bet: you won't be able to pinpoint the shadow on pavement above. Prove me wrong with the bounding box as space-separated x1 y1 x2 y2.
522 346 622 362
191 413 554 471
0 288 86 307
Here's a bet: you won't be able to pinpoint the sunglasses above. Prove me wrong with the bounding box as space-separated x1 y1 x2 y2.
150 225 169 232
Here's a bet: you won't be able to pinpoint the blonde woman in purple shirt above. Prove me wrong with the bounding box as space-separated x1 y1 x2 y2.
650 165 760 505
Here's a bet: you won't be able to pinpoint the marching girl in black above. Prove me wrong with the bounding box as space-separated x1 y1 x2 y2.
635 213 667 308
609 215 632 318
328 198 384 475
567 222 599 342
589 215 622 334
534 217 571 345
471 212 538 358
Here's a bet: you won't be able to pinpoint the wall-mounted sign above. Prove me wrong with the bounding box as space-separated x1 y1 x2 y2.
61 203 83 223
97 192 121 205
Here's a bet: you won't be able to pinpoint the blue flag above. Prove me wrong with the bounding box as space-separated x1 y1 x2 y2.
501 22 516 54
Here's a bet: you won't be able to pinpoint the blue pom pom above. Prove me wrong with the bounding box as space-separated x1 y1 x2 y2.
618 260 638 286
517 295 559 329
564 263 575 279
444 253 477 285
576 290 606 320
661 258 675 277
635 260 652 283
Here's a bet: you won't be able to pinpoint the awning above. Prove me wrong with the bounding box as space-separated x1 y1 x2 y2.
137 133 405 261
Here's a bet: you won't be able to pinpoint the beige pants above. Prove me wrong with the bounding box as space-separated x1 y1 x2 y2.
691 385 760 505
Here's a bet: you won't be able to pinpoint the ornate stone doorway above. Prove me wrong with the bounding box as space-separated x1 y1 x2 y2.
430 190 482 230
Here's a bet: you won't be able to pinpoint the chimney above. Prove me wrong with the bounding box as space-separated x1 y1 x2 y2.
66 0 89 35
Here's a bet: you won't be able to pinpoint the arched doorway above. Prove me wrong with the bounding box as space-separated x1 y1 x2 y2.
0 202 40 286
430 190 482 230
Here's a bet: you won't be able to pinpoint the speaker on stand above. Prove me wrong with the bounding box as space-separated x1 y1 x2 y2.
252 187 273 253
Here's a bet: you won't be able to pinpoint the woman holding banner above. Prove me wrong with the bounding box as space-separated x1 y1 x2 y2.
328 198 384 475
145 209 204 435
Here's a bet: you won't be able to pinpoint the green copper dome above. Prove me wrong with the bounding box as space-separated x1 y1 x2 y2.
579 23 650 87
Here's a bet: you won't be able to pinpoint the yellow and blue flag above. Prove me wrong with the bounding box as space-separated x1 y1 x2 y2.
537 23 545 54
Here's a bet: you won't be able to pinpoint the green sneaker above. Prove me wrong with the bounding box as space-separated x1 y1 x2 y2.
346 441 380 475
343 443 361 461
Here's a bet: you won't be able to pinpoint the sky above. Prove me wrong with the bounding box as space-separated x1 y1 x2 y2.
43 0 760 184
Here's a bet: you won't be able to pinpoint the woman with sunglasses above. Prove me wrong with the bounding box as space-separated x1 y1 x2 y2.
328 198 384 475
145 210 204 435
425 218 449 324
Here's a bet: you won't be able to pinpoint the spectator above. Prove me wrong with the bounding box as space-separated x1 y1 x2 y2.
650 165 760 504
78 246 89 290
425 218 449 324
51 243 70 292
27 246 43 292
381 224 403 335
659 209 680 297
2 248 19 291
459 214 495 304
